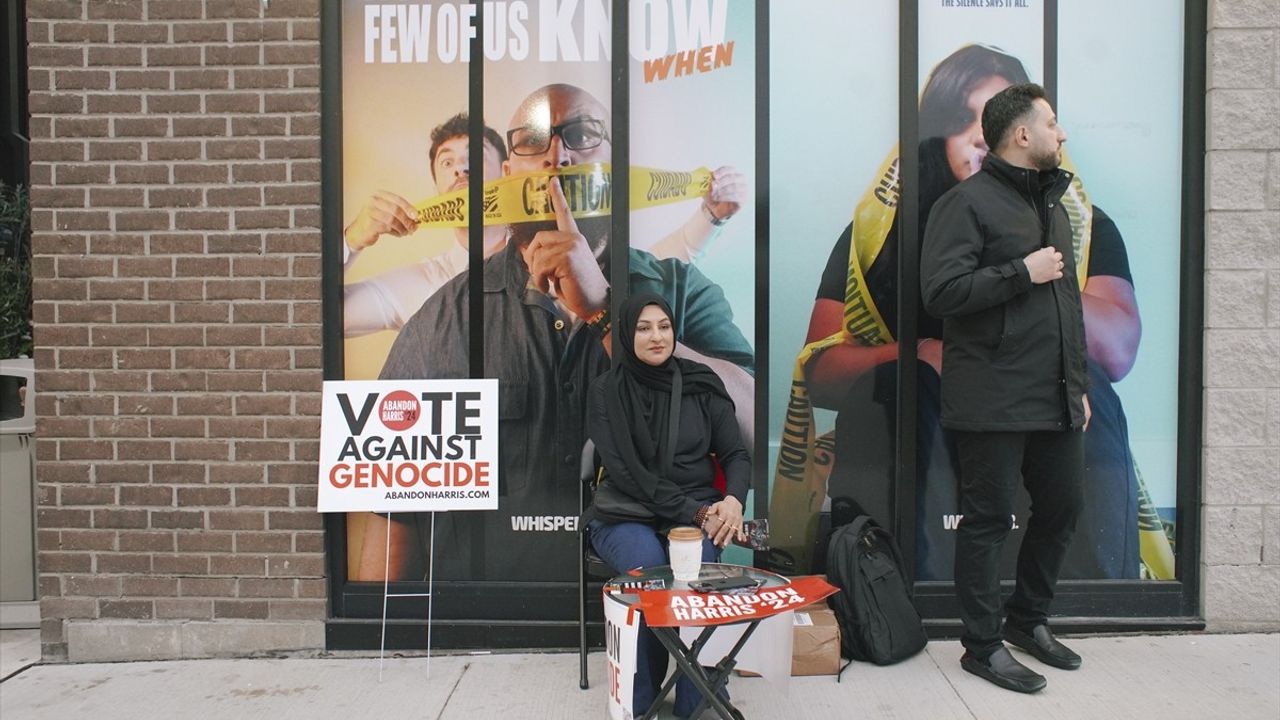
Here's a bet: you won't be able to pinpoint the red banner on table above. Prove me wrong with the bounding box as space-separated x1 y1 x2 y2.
636 576 838 628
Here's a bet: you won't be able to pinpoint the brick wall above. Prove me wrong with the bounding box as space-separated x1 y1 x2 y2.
1203 0 1280 630
27 0 326 661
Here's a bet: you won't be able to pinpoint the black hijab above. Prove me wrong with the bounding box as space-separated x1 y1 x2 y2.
603 293 731 500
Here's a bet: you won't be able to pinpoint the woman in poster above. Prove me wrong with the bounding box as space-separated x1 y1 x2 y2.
794 44 1145 580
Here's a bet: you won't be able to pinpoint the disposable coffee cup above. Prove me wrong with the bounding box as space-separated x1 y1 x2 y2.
668 526 704 582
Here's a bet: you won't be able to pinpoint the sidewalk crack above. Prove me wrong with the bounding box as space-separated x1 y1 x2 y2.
433 661 471 720
926 647 979 719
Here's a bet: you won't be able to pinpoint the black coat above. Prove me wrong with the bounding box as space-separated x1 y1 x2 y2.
920 153 1090 432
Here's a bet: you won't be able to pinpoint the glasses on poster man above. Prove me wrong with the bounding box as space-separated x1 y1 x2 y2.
506 118 611 157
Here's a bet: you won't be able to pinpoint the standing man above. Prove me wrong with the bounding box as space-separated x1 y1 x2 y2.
921 83 1089 693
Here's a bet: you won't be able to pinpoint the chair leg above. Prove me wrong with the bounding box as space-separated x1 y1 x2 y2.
579 530 589 690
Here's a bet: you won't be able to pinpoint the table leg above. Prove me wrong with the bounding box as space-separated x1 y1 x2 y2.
646 622 760 720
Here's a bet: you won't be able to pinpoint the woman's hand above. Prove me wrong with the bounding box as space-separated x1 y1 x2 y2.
703 496 746 548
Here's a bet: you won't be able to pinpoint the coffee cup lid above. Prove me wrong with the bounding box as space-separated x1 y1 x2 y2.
667 526 703 542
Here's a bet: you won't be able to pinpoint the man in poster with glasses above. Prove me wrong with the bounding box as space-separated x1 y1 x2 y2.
372 83 754 582
922 83 1088 694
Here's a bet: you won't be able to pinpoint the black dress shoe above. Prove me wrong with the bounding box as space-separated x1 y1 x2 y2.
1003 623 1082 670
960 646 1046 694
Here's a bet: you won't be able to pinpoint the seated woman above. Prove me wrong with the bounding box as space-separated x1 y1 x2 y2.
585 293 750 719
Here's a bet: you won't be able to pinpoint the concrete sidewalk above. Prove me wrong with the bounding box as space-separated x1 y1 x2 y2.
1 630 1277 719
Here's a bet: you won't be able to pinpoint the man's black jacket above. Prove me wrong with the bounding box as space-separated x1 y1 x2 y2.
920 153 1089 432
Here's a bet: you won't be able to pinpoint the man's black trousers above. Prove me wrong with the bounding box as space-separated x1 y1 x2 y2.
952 428 1084 658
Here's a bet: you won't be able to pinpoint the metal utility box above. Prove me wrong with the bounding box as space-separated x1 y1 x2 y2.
0 358 37 629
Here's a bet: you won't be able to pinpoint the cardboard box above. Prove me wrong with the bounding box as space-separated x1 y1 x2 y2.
737 596 842 678
790 600 841 676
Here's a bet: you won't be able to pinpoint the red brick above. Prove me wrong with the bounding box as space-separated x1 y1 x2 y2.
35 370 91 391
264 138 318 159
52 22 109 43
234 486 290 507
29 92 84 114
88 1 143 20
115 439 174 461
92 417 149 438
65 575 121 597
156 598 213 620
173 303 230 324
41 552 92 573
147 141 201 161
266 463 313 485
145 45 202 66
57 256 113 277
206 92 261 113
122 577 180 597
294 530 325 550
114 163 170 184
146 1 203 20
118 348 173 370
115 257 171 277
267 555 323 578
118 530 175 552
172 163 229 184
267 510 322 531
211 555 266 576
235 532 291 553
115 301 173 323
172 23 229 43
151 463 207 484
39 325 90 347
206 234 264 254
232 257 288 277
42 416 91 437
175 68 230 90
93 508 149 529
92 325 150 346
173 117 228 137
91 370 151 392
53 70 110 91
95 464 152 484
114 393 174 415
291 207 321 229
264 184 318 205
175 210 230 231
148 369 208 391
42 598 97 619
173 440 231 461
112 22 170 43
265 371 319 393
296 578 327 598
178 532 234 552
229 303 288 323
96 554 154 574
230 162 285 183
27 3 84 21
204 45 261 65
99 600 153 619
208 0 269 18
114 117 170 137
114 210 172 232
30 141 86 163
145 93 201 114
234 348 289 370
208 510 265 531
173 348 232 369
180 578 237 597
120 486 174 506
148 417 207 437
58 441 113 461
58 529 116 551
214 600 267 619
290 17 320 40
238 578 294 598
207 417 264 438
176 395 232 415
208 139 262 160
88 278 146 300
177 487 232 506
151 510 205 529
150 234 205 254
153 554 209 575
90 187 147 207
292 67 319 88
290 160 320 183
263 231 318 253
116 69 173 91
50 206 101 226
209 465 265 484
234 441 290 463
88 45 143 65
268 600 325 621
206 187 263 208
88 94 143 114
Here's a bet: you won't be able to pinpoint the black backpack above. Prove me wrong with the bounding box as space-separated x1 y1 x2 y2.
827 513 928 669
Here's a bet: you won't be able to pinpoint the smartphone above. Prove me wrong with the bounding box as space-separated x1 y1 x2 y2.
731 518 769 551
689 576 762 593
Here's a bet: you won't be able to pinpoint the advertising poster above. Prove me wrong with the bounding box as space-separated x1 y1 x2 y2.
317 379 499 513
338 0 757 584
767 0 1179 581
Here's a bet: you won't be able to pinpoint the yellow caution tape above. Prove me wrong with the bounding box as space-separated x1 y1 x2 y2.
411 163 712 229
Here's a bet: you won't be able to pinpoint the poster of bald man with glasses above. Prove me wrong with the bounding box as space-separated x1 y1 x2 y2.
340 2 758 583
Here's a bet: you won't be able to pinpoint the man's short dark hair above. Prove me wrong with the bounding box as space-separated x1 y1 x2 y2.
428 113 508 180
981 83 1047 153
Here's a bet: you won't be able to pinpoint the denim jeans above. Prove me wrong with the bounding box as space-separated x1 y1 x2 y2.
589 520 720 717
